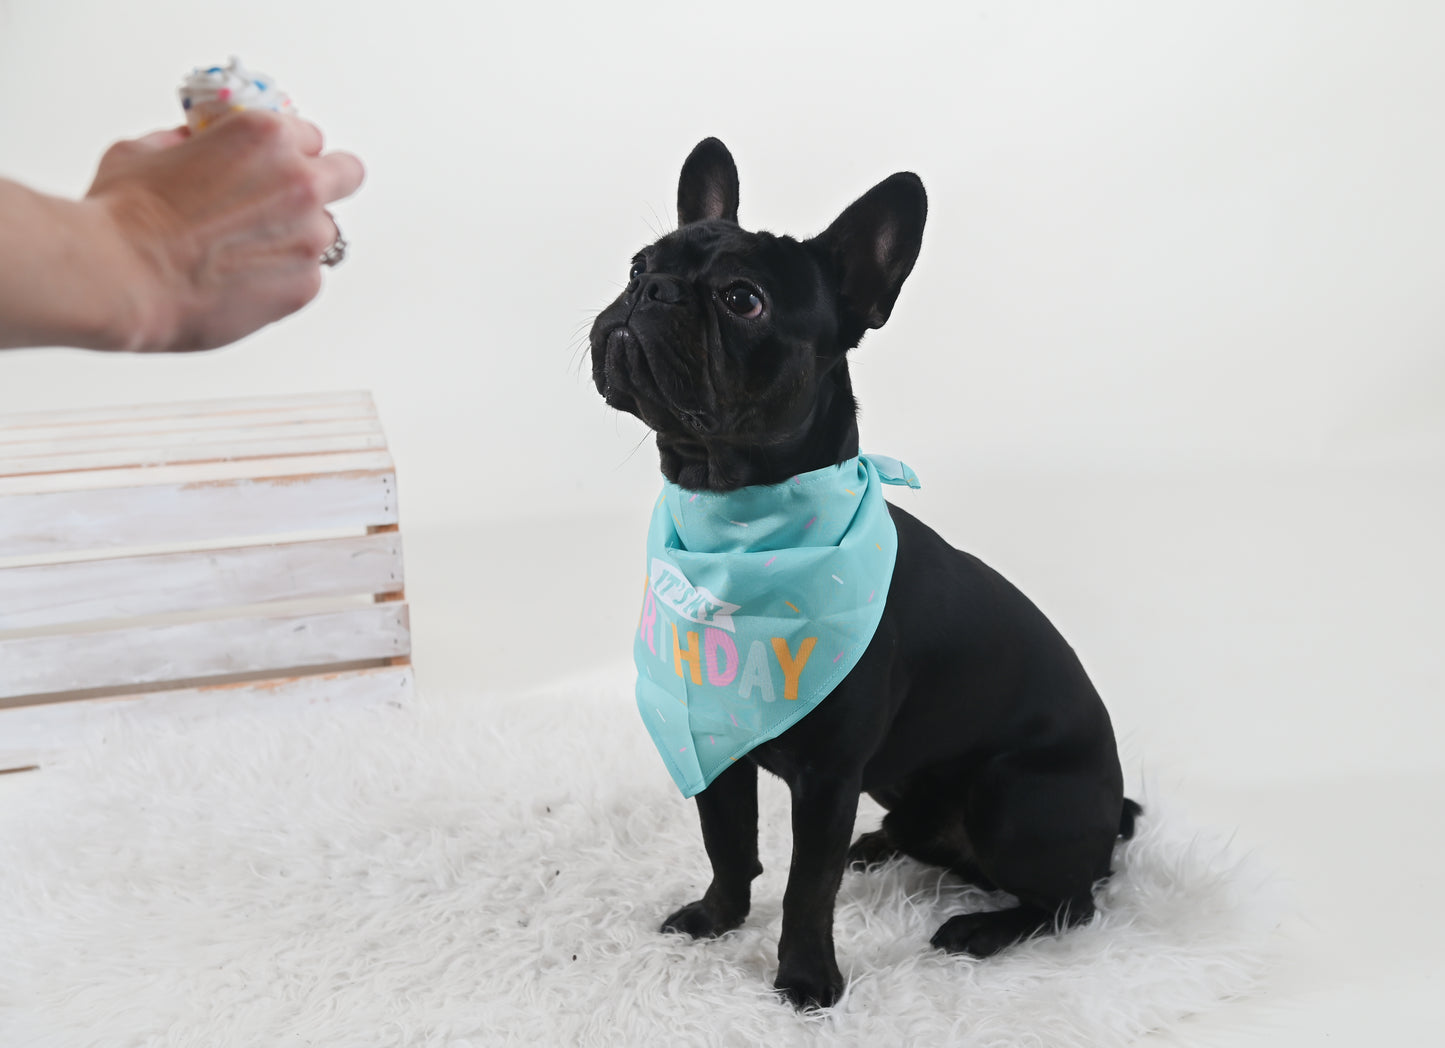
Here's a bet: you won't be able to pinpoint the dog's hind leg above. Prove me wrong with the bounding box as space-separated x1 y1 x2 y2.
845 785 907 870
844 827 902 869
931 896 1096 958
930 755 1121 958
848 776 997 889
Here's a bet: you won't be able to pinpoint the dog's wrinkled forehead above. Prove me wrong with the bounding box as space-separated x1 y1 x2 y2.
650 221 778 277
650 220 821 307
648 221 739 273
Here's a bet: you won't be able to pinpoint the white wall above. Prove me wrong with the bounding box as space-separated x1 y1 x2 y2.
1 0 1441 528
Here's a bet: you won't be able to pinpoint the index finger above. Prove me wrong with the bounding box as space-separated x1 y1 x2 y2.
281 116 325 157
311 150 366 205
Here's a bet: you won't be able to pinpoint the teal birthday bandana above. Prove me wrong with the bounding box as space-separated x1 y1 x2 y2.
634 454 921 797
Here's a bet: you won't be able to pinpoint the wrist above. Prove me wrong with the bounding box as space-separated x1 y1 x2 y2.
73 195 178 352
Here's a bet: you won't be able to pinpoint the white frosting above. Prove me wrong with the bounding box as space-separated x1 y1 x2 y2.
179 56 293 131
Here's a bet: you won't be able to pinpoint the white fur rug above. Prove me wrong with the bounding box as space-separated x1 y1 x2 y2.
0 670 1282 1047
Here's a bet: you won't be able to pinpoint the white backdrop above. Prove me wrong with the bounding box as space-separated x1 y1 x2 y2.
2 0 1441 527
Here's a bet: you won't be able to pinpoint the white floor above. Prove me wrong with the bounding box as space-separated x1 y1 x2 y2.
5 460 1441 1045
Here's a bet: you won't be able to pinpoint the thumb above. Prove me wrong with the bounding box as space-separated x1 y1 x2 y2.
89 126 192 194
127 126 192 151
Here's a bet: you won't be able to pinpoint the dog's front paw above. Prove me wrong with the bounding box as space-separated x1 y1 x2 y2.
774 959 844 1010
660 899 744 940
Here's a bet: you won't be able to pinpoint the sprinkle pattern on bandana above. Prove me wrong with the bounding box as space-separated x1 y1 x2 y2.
634 454 920 796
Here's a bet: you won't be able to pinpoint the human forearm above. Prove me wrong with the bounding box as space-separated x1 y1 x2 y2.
0 178 156 351
1 113 362 354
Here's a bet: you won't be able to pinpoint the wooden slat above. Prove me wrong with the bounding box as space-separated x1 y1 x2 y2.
0 392 410 768
0 418 384 460
0 469 396 559
0 664 414 772
0 430 388 478
0 391 373 431
0 449 394 497
0 604 410 700
0 402 378 447
0 533 404 630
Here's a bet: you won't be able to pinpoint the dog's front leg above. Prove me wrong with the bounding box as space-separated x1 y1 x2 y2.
774 771 860 1009
661 758 761 938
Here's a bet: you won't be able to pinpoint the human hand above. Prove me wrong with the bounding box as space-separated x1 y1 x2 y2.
84 110 364 351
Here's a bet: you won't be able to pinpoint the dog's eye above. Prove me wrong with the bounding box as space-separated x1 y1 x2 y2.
722 284 764 319
629 259 646 281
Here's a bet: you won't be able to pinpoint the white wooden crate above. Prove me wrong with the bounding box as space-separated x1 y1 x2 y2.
0 391 412 773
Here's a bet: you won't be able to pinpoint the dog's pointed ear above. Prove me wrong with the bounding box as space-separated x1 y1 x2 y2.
678 138 740 225
810 173 927 336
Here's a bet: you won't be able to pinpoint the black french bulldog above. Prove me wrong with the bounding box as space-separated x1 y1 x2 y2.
590 138 1140 1010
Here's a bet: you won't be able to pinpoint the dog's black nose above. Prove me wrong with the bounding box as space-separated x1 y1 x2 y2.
635 274 687 306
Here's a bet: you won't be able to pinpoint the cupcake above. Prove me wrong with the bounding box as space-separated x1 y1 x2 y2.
179 56 294 132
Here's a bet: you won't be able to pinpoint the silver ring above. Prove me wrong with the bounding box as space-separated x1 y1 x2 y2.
320 223 347 267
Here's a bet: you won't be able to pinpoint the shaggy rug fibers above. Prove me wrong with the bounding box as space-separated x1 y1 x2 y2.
0 670 1282 1047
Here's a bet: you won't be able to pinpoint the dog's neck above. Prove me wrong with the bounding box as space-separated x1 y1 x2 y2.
657 366 860 492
